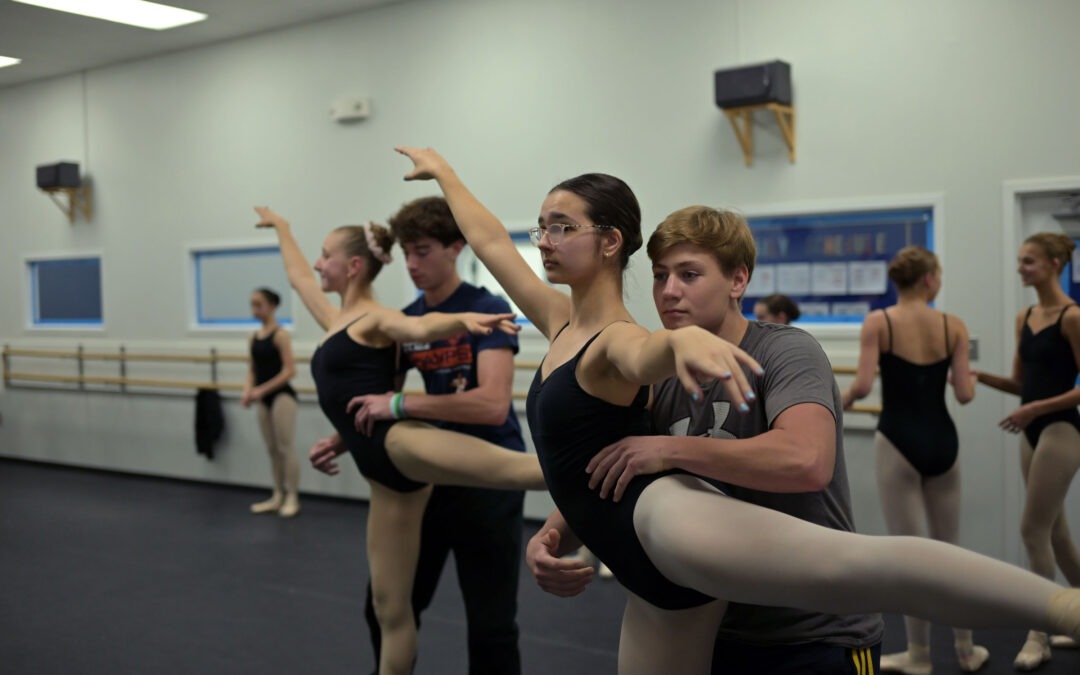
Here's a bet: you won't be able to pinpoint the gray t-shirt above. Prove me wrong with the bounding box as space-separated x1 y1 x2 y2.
651 321 884 648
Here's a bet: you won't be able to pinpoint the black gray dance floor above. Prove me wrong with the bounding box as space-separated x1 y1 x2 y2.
3 459 1079 674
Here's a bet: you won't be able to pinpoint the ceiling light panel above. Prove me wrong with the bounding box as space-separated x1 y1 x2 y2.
14 0 208 31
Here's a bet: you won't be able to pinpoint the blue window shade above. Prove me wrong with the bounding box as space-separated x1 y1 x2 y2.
30 257 103 326
743 208 933 323
193 247 292 326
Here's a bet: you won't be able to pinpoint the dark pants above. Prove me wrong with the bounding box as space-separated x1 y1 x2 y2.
365 484 525 675
712 637 881 675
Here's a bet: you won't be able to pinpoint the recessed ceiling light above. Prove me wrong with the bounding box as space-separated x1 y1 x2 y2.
14 0 207 31
0 56 23 69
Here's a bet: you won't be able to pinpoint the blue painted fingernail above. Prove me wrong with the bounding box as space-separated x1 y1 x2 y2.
722 371 732 379
756 368 765 375
691 393 700 402
745 390 756 401
739 403 749 412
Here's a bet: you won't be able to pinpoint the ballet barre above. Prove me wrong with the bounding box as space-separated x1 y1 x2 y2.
2 346 880 413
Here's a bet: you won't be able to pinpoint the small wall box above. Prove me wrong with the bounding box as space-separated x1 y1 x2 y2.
37 162 81 189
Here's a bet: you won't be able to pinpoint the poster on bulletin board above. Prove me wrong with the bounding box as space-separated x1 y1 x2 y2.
742 208 933 322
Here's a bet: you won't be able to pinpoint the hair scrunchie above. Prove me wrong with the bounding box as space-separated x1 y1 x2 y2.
363 222 392 264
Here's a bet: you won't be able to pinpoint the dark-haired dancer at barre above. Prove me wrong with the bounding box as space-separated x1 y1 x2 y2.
243 286 301 518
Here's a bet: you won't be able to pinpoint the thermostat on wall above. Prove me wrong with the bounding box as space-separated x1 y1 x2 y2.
331 97 371 122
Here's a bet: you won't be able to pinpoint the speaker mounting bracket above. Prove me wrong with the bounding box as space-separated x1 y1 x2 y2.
41 184 92 224
722 103 796 167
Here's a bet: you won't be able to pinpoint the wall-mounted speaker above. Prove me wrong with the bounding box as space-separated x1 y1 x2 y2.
714 61 792 109
36 162 81 189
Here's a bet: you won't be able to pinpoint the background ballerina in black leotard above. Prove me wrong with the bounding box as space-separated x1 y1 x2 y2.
975 232 1080 670
397 145 1080 675
243 287 301 518
844 246 987 673
254 207 547 675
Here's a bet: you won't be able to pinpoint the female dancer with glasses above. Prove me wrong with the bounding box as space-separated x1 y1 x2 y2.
254 208 545 675
395 146 1080 674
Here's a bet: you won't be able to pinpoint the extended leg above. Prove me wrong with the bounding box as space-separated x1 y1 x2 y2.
633 475 1079 633
385 421 545 490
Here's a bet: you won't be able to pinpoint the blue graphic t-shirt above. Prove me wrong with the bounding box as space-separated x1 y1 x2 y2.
400 282 525 451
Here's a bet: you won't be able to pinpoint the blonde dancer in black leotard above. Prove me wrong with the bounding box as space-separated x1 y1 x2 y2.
254 208 546 675
397 145 1080 675
975 232 1080 670
844 246 987 673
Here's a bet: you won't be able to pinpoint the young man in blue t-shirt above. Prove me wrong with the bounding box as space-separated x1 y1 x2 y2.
348 196 525 674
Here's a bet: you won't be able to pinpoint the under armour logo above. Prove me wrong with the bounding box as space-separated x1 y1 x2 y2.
668 401 735 439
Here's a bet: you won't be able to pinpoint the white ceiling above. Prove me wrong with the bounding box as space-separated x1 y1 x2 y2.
0 0 406 89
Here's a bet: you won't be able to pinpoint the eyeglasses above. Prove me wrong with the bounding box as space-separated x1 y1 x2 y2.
528 222 612 246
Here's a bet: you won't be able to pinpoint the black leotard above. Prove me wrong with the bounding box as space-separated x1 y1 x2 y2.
250 328 297 407
1019 305 1080 448
310 322 425 493
526 326 712 610
876 311 958 476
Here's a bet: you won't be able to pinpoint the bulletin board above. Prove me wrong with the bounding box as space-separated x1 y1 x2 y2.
742 208 934 322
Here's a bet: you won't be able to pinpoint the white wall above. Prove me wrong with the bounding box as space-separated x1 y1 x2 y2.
2 0 1080 565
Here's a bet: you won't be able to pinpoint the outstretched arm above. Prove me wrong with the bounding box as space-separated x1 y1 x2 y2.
395 146 569 338
601 323 762 407
254 207 338 330
371 307 519 344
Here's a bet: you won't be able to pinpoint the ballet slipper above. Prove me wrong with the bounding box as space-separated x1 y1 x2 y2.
879 649 932 674
278 493 300 518
954 644 988 672
1049 634 1079 648
1012 632 1051 671
1047 588 1080 638
250 492 283 514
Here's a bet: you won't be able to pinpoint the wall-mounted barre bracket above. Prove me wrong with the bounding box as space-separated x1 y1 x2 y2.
42 185 93 224
723 102 796 167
